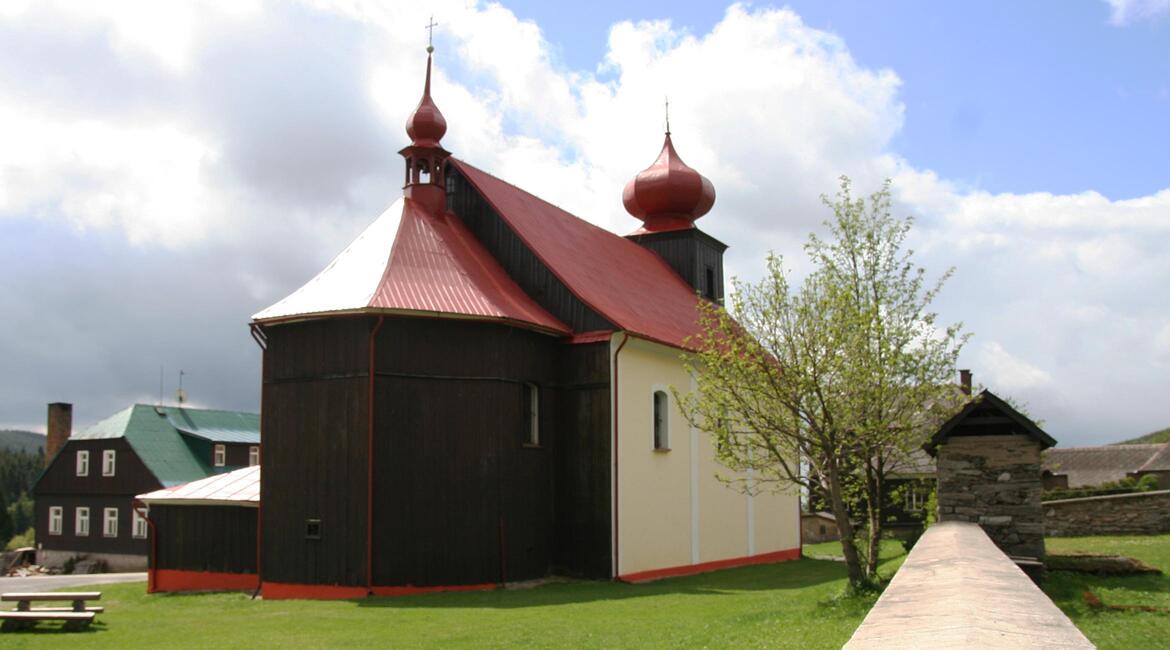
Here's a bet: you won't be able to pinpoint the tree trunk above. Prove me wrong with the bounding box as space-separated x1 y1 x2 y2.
824 461 865 588
864 468 882 578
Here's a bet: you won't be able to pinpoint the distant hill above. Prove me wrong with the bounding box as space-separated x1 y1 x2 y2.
1116 427 1170 445
0 430 45 455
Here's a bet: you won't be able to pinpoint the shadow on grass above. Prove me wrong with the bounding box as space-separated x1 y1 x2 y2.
354 557 850 610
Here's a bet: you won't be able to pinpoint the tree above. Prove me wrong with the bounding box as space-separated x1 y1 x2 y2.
677 177 967 589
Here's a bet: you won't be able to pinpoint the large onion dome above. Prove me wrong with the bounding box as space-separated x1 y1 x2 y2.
622 133 716 234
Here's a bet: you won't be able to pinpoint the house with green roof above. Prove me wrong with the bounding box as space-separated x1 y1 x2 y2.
34 403 260 571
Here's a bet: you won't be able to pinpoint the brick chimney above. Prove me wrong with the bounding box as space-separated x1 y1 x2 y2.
46 402 72 466
959 369 972 396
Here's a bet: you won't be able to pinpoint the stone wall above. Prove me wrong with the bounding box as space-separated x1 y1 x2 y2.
1044 489 1170 536
936 434 1045 559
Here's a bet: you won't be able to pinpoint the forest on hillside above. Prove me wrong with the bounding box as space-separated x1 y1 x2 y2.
0 446 41 549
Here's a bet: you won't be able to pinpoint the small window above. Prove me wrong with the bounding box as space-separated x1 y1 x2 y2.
75 507 90 536
905 487 926 512
249 446 260 467
49 507 63 535
102 449 116 476
305 519 322 540
653 390 670 450
103 507 118 538
213 444 226 467
132 509 149 539
76 450 89 476
523 383 540 446
704 266 716 300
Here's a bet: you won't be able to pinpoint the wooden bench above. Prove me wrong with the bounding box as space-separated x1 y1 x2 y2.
1 592 102 631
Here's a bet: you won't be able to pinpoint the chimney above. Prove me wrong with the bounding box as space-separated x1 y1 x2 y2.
959 369 972 396
46 402 72 466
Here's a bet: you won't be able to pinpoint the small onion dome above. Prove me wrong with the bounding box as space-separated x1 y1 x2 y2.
622 133 715 233
405 52 447 147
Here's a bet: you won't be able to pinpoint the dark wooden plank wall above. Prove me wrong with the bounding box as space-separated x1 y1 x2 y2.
260 317 370 586
152 505 257 574
551 341 612 578
445 167 614 333
35 495 149 556
626 229 726 303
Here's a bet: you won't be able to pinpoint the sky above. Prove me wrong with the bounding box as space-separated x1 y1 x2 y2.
0 0 1167 446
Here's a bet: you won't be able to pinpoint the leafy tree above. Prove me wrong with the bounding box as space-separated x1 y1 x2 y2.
677 177 967 589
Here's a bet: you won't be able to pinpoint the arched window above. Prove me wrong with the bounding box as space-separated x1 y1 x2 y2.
419 160 431 184
653 390 669 450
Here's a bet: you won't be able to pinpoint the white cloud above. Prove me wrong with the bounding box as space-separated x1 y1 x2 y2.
1106 0 1170 25
977 342 1053 391
0 1 1168 445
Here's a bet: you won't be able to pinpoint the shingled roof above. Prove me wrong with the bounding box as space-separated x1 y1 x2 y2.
1043 442 1170 488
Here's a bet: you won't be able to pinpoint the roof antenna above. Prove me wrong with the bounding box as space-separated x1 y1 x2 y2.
664 96 671 135
176 370 187 406
158 366 164 407
425 15 438 53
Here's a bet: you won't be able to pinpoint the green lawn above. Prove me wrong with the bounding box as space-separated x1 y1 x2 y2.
1044 534 1170 649
2 549 905 650
5 536 1165 648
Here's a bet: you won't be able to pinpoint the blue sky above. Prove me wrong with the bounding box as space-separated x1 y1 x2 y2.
508 1 1170 199
0 1 1167 445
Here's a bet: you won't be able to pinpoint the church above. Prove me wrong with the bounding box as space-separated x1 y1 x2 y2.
248 45 800 599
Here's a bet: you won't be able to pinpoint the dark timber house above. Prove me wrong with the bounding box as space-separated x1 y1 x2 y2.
247 47 799 599
34 402 260 571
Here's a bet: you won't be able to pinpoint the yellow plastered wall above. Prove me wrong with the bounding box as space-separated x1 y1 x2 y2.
613 335 800 577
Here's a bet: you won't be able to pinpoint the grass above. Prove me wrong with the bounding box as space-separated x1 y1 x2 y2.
1044 534 1170 649
7 536 1164 648
2 545 908 650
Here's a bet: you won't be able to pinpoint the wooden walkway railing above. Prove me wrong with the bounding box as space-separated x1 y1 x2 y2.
844 521 1094 649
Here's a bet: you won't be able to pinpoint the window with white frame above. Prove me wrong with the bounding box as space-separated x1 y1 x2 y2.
213 444 226 467
49 506 63 535
132 508 149 539
75 507 90 536
103 507 118 537
102 449 116 476
523 383 540 446
76 450 89 476
249 446 260 467
653 390 670 450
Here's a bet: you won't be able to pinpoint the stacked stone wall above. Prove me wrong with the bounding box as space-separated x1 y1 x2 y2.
1044 489 1170 536
936 434 1045 558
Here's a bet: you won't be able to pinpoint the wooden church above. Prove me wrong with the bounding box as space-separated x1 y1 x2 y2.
248 46 799 599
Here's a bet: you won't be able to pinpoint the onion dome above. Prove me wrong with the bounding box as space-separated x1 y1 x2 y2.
622 132 716 233
405 50 447 147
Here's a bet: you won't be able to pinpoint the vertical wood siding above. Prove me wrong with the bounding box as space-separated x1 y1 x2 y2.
626 229 726 303
152 505 257 574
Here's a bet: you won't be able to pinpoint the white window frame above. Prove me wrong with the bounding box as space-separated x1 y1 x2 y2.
75 507 90 536
132 508 149 539
652 388 670 451
103 507 118 538
213 444 226 467
76 450 89 476
102 449 116 477
49 506 63 535
248 446 260 467
523 383 540 446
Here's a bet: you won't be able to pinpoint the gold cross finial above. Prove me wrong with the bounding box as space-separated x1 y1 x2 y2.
426 15 439 53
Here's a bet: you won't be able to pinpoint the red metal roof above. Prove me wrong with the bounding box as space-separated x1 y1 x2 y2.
370 198 570 334
452 159 705 349
137 466 260 507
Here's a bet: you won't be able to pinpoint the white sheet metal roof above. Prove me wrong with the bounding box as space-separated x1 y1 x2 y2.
137 465 260 507
252 198 404 321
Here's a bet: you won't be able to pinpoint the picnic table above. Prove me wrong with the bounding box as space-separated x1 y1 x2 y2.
1 591 102 631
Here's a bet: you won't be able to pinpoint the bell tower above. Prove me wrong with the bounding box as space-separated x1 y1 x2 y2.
399 41 450 215
623 127 726 303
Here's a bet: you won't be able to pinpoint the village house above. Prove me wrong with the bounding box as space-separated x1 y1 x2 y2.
34 402 260 571
1042 440 1170 490
244 46 800 599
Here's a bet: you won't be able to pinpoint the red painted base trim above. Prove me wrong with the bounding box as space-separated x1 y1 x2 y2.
618 547 802 583
151 569 259 593
260 581 499 600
